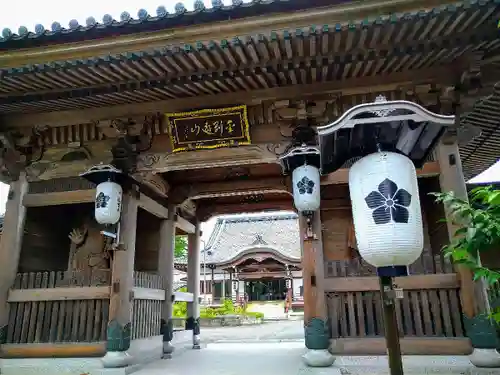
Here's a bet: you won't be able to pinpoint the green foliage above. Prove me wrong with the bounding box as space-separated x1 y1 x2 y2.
244 311 264 319
173 297 263 319
174 236 188 259
173 287 187 318
432 186 500 322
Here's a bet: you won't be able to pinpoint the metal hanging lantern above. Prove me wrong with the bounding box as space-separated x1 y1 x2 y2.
349 151 423 274
80 164 127 226
279 144 321 214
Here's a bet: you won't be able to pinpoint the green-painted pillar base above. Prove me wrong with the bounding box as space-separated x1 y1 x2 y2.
0 324 8 345
303 318 335 367
102 320 132 368
160 318 174 356
463 314 499 350
464 314 500 368
304 318 330 350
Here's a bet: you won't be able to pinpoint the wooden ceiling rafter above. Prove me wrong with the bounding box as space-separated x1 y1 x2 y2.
0 66 467 129
0 22 495 102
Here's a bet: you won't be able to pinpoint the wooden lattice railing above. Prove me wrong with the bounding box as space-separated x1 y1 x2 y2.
325 274 465 339
132 272 165 340
6 271 110 344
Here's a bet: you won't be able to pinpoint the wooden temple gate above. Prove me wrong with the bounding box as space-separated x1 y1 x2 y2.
0 0 499 372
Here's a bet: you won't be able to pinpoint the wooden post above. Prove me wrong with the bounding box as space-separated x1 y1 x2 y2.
221 270 226 300
436 142 481 317
211 267 215 304
186 220 201 349
102 192 138 368
436 141 500 366
301 211 334 366
158 206 176 357
0 172 28 345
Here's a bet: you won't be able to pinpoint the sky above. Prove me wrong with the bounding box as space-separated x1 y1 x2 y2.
0 1 243 32
0 2 499 225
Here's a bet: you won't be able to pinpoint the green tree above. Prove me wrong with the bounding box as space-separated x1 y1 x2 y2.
432 186 500 322
174 235 188 259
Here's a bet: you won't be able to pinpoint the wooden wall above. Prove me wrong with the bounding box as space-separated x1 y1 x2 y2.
320 178 468 354
321 178 454 277
18 203 95 272
134 207 161 272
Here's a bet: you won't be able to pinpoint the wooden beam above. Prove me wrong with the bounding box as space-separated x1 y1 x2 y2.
237 272 287 280
321 161 441 185
175 215 195 234
171 177 291 203
0 342 106 358
330 337 471 355
172 291 194 303
138 142 283 174
0 0 458 69
132 287 165 301
323 273 460 293
138 193 169 219
22 189 95 207
2 67 454 128
7 286 111 302
197 199 295 220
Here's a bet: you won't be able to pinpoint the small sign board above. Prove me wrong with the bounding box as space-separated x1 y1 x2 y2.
166 105 251 153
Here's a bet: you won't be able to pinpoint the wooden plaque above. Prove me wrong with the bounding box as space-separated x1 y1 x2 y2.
166 105 251 153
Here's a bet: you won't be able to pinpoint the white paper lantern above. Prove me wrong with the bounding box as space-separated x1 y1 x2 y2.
95 181 123 225
348 152 423 268
292 164 321 212
286 279 291 289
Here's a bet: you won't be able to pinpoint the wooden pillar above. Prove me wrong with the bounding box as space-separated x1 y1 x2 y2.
0 172 28 345
186 220 201 349
221 270 226 300
436 142 483 317
300 212 330 351
103 192 138 368
158 206 176 357
211 267 215 303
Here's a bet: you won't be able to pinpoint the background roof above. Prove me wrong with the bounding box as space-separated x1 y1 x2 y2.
204 212 300 264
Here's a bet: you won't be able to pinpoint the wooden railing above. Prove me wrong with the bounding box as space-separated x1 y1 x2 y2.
132 272 164 340
325 274 465 338
6 271 111 344
6 271 174 344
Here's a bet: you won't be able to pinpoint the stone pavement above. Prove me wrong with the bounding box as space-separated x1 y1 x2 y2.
199 319 304 343
133 341 498 375
131 320 498 375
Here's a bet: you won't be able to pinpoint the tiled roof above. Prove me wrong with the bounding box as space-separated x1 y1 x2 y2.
204 212 300 264
460 82 500 179
1 2 497 75
0 0 353 49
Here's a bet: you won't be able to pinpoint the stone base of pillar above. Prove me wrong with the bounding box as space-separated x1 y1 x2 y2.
193 334 201 349
162 341 175 358
469 348 500 368
101 351 132 368
302 349 336 367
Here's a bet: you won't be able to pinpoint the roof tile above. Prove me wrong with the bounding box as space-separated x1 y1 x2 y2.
205 213 300 264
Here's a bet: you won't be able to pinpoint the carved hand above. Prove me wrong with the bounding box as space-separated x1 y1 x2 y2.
68 228 87 246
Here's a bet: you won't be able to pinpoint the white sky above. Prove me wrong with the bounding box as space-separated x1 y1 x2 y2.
0 2 498 216
0 1 248 32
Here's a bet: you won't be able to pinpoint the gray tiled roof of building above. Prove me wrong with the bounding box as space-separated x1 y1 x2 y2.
204 212 300 264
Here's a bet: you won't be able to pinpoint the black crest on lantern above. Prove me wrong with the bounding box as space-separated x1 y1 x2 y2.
297 176 315 195
365 178 412 224
96 192 111 209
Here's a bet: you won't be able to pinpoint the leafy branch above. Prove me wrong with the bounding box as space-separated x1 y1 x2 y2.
431 186 500 322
